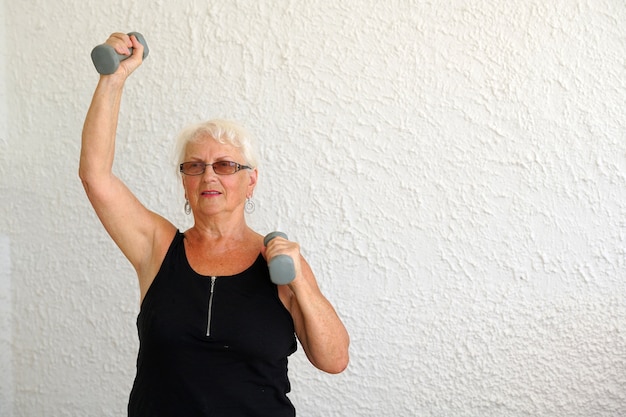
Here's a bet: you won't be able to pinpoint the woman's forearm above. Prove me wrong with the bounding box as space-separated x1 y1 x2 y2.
290 276 350 374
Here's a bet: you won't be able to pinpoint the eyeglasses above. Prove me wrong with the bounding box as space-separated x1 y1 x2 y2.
179 161 252 176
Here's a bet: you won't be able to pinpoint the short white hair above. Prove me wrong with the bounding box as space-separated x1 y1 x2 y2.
174 119 259 175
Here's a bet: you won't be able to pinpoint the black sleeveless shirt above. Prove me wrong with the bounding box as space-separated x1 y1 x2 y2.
128 231 297 416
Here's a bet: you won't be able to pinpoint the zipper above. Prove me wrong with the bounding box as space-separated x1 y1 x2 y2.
206 276 217 337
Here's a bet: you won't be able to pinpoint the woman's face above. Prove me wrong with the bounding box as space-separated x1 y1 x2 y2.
182 136 257 218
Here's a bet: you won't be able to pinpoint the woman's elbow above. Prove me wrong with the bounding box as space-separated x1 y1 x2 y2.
324 354 349 374
313 344 350 374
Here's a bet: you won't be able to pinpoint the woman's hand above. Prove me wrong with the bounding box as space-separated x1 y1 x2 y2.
102 32 145 78
263 235 303 284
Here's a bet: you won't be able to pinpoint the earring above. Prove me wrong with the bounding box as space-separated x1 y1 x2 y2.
245 198 255 214
184 200 191 215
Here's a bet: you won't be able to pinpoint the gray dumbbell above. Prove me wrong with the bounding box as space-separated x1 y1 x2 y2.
91 32 149 74
264 232 296 285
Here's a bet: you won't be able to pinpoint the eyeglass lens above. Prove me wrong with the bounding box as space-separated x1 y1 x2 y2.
180 161 244 175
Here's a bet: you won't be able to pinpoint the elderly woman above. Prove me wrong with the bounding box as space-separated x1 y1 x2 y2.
80 33 349 417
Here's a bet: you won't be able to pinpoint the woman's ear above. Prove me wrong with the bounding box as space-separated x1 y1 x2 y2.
181 176 188 200
248 168 258 189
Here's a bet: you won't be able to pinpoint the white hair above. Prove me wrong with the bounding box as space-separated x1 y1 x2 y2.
173 119 259 175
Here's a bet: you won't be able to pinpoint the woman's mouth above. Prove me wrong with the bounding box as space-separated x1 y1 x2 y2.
201 190 221 196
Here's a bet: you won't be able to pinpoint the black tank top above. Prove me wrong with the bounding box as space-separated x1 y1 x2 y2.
128 231 297 417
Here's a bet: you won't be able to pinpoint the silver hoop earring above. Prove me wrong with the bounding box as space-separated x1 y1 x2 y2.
245 198 255 214
184 200 191 215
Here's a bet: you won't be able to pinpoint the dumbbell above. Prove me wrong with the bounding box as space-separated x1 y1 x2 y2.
91 32 149 74
264 232 296 285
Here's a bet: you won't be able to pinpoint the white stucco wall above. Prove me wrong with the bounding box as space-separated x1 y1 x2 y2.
1 1 625 416
0 0 14 414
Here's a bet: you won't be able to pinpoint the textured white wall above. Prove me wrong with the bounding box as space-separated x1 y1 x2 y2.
0 1 13 414
0 235 13 417
1 0 625 416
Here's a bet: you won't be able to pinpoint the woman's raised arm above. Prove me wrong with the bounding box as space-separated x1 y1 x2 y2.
79 33 175 296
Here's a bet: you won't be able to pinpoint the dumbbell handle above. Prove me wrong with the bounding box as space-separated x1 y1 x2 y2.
91 32 149 75
264 232 296 285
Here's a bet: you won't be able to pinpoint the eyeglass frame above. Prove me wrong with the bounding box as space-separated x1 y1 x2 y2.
179 160 252 176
